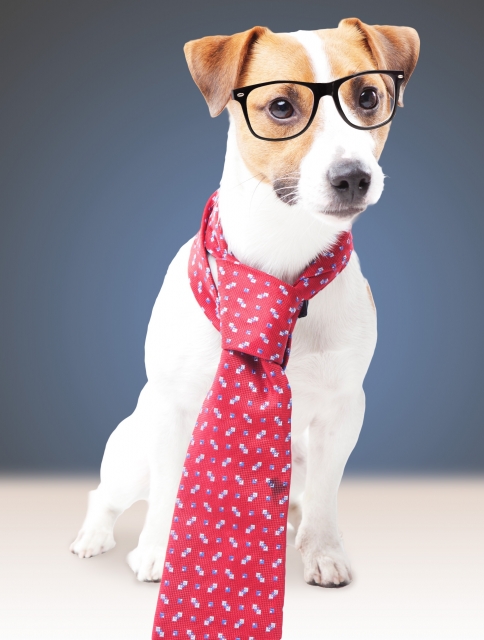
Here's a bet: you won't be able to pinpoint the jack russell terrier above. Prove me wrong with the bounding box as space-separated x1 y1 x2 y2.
71 18 419 589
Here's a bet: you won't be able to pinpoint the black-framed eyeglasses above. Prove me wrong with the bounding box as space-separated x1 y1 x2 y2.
231 70 404 141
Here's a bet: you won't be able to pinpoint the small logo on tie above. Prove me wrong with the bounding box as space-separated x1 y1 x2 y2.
267 478 286 494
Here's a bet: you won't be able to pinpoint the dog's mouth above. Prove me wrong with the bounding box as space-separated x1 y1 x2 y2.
317 206 366 219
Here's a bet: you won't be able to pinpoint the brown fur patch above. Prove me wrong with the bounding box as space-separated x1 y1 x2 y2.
184 27 268 117
328 19 420 158
339 19 420 107
227 31 316 188
318 27 392 159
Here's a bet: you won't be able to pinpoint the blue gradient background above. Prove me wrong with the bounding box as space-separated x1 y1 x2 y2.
0 0 483 473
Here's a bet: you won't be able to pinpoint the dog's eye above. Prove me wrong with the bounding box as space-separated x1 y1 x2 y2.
359 88 379 110
269 99 294 119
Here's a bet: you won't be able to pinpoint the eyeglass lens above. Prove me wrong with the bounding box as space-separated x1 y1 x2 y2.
246 83 314 140
337 73 395 128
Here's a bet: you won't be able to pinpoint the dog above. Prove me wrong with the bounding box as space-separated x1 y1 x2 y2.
71 18 419 588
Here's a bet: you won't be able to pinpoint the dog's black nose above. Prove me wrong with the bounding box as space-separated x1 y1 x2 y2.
328 161 371 203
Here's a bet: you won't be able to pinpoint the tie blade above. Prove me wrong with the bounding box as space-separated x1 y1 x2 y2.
152 352 291 639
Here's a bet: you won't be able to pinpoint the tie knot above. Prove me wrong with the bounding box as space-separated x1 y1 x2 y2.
217 263 303 364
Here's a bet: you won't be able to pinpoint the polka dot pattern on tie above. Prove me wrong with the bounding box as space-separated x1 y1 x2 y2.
152 192 353 640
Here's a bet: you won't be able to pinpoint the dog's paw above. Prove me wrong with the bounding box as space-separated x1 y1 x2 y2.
127 544 165 582
302 549 352 588
296 529 352 588
70 528 116 559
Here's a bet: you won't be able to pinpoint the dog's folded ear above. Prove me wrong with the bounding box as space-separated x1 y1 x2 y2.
184 26 268 117
339 18 420 107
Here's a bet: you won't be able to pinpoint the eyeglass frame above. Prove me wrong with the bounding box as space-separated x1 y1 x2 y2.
230 70 405 141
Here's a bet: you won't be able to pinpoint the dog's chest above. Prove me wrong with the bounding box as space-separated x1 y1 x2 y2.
145 241 376 433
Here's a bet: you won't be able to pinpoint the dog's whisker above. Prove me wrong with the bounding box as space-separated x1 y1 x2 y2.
273 185 299 192
233 170 302 200
227 171 264 191
248 177 265 214
278 170 301 175
280 194 299 203
275 175 301 180
273 175 301 183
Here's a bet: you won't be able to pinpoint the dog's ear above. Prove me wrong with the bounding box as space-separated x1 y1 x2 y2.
339 18 420 106
184 26 268 117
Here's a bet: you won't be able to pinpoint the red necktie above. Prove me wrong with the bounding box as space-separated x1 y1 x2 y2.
152 192 353 640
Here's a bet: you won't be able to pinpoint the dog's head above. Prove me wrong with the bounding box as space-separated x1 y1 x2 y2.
184 20 419 228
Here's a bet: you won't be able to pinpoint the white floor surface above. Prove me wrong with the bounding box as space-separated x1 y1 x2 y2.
0 476 483 640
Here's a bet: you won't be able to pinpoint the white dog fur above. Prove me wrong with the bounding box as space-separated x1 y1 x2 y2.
71 22 419 588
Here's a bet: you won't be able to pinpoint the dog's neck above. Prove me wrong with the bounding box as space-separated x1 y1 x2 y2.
218 120 351 284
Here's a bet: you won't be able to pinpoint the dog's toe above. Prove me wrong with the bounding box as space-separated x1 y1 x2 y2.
70 529 116 559
303 552 352 587
296 529 352 588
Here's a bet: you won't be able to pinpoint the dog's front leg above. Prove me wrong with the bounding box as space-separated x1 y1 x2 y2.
127 403 191 582
127 474 176 582
296 387 365 587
